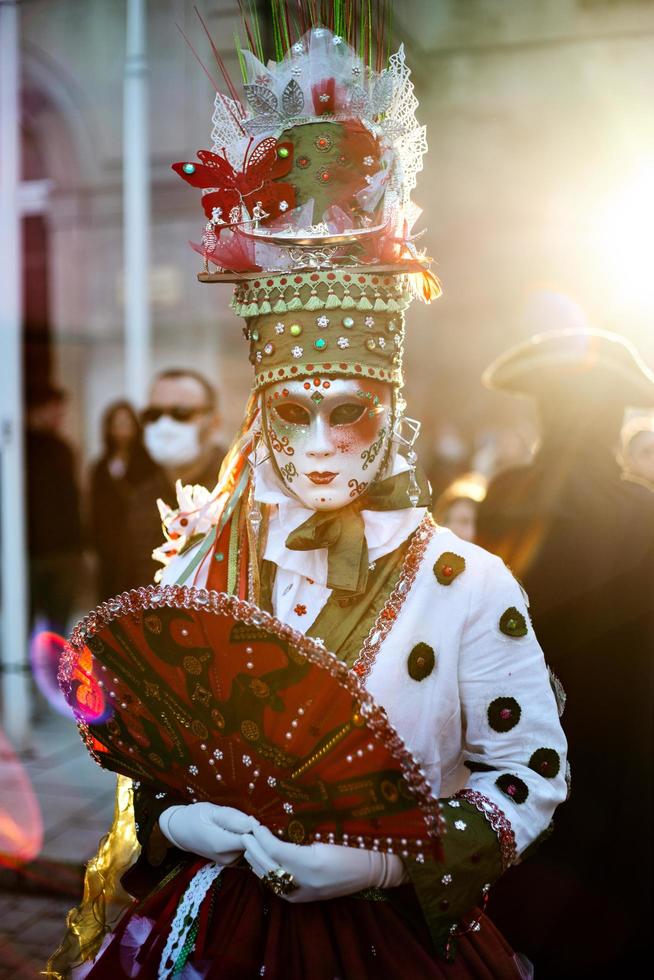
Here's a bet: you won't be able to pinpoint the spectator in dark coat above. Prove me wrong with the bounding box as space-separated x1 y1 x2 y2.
89 400 155 599
121 369 226 589
476 329 654 979
26 385 82 635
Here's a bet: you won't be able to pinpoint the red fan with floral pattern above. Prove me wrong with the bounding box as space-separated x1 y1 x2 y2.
59 586 442 861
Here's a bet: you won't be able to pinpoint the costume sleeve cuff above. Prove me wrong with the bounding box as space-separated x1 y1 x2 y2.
400 798 507 957
454 788 517 871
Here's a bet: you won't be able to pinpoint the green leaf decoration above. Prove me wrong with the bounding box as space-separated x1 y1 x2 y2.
433 551 466 586
499 606 528 638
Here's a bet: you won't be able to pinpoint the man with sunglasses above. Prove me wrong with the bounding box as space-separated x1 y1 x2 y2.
120 368 225 590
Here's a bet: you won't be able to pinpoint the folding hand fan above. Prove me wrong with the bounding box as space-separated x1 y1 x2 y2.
59 585 442 861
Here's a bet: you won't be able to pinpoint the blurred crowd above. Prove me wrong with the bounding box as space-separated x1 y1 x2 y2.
26 368 226 639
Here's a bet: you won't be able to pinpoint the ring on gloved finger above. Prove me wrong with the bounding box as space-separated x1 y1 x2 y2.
261 867 298 896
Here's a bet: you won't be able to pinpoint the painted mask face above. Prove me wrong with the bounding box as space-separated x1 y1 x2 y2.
262 377 394 511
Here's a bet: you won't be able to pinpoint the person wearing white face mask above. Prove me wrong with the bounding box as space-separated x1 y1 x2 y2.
120 369 226 590
50 15 567 980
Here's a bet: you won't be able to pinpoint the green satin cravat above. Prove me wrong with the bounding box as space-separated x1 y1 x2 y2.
284 468 430 594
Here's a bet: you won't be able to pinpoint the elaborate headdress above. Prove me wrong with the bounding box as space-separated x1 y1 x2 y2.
173 3 439 393
159 2 439 576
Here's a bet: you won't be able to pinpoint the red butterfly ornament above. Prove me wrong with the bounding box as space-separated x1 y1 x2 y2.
173 138 296 225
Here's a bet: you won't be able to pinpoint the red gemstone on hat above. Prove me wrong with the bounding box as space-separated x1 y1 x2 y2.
303 382 311 389
442 565 453 577
180 517 188 527
507 784 516 796
500 708 511 720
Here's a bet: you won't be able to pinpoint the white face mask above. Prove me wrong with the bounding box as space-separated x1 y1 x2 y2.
143 416 202 468
261 377 393 511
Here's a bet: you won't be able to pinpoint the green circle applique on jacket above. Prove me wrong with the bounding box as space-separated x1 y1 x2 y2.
407 642 436 681
495 773 529 804
487 697 522 733
528 747 561 779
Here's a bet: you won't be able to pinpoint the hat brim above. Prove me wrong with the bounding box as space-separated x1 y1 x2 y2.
483 329 654 407
198 261 431 284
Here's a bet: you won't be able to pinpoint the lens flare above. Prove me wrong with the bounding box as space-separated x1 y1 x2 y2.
30 626 113 725
29 626 71 717
0 728 43 866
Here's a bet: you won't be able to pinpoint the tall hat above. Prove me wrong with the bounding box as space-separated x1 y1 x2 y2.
173 3 440 393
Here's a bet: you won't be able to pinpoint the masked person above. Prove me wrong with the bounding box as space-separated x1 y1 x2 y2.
476 329 654 979
120 369 225 589
49 12 566 980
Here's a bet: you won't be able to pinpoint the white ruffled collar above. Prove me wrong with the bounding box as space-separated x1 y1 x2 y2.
255 454 427 587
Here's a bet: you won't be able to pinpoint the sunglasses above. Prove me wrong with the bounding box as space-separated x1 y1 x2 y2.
140 406 210 424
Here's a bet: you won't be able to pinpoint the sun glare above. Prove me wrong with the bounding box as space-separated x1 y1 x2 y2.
593 160 654 308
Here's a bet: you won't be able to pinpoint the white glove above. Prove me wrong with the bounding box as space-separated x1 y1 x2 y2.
242 823 408 903
159 803 259 865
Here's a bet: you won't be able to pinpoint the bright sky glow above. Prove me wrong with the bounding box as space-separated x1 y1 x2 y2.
593 160 654 308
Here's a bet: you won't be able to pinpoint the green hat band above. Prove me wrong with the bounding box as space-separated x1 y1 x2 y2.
231 269 413 319
247 308 405 391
